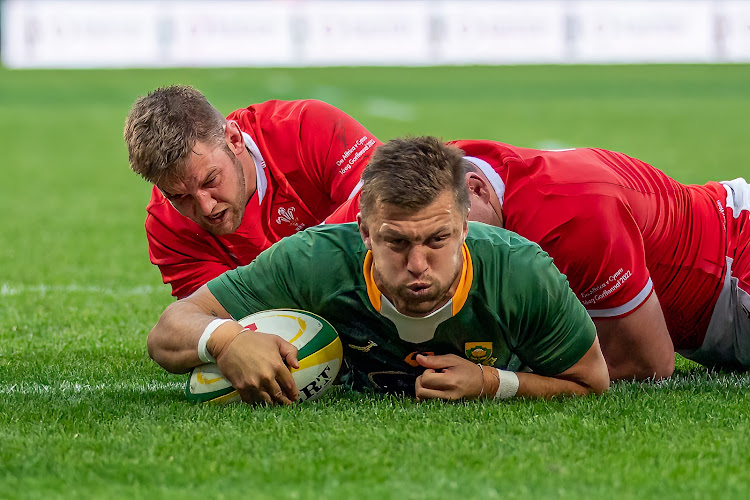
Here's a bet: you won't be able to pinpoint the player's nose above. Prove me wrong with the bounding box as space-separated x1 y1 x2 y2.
406 246 428 276
195 190 217 216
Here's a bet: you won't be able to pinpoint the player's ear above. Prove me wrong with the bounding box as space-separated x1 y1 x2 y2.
224 120 245 156
465 172 492 203
357 213 372 250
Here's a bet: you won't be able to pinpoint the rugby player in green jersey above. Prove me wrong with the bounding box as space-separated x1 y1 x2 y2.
147 136 610 405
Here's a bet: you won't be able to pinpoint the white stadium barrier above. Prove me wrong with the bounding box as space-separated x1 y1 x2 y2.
2 0 749 68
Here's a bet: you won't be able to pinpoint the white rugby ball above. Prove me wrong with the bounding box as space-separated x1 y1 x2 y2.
185 309 343 404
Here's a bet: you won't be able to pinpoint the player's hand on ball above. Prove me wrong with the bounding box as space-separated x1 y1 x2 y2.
216 330 299 406
414 354 484 401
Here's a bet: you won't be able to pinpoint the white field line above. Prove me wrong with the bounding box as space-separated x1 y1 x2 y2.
0 380 183 395
0 283 165 297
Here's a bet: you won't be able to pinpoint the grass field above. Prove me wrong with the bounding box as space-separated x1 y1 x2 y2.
2 64 750 499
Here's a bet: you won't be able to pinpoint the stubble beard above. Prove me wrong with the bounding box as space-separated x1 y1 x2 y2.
381 265 461 317
203 154 247 236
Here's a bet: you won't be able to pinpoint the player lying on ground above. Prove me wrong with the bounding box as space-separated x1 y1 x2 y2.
327 138 750 380
124 85 380 299
147 137 610 405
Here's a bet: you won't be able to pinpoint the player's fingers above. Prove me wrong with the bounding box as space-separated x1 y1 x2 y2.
277 338 299 369
267 379 294 406
237 386 271 406
418 369 459 392
259 366 295 404
274 362 299 401
415 385 457 402
416 353 459 370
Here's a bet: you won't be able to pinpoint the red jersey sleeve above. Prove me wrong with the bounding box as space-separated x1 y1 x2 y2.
323 191 361 224
296 100 379 205
509 190 653 319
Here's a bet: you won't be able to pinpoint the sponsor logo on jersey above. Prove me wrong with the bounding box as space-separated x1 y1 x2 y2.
465 342 497 365
335 135 377 174
348 340 378 352
276 206 306 231
403 351 435 367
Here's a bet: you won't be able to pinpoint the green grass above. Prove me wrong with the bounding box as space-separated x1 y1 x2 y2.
2 64 750 499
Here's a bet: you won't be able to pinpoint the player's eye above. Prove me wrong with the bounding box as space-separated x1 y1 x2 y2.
204 176 217 187
428 234 449 246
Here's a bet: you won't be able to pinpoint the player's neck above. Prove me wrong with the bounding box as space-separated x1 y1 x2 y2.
241 148 259 204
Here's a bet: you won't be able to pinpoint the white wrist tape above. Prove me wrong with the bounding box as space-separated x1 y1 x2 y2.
197 318 232 363
494 369 519 399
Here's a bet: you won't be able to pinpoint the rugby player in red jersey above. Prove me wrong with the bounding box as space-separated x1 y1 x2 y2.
327 139 750 380
124 85 380 298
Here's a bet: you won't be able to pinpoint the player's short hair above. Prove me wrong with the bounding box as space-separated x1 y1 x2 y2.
360 136 471 221
123 85 226 186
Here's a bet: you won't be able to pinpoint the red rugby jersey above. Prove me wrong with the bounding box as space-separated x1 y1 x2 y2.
451 140 730 350
145 99 380 298
327 140 732 350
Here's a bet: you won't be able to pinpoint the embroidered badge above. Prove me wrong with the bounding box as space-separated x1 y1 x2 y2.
276 206 306 231
465 342 497 365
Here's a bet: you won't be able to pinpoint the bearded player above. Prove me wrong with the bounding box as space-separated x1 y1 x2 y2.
124 85 380 298
327 139 750 380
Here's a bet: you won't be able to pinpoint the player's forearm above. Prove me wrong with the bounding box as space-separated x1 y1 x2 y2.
515 371 608 398
512 337 610 397
147 300 230 374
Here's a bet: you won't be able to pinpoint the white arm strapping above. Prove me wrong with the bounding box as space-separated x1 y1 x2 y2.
494 369 519 399
197 318 232 363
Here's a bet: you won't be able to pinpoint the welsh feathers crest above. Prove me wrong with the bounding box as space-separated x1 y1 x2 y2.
276 206 306 231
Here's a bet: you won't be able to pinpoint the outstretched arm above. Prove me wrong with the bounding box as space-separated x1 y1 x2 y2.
593 292 674 381
415 337 609 401
147 284 299 405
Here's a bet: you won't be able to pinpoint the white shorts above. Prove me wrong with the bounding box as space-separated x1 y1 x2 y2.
679 257 750 370
680 179 750 370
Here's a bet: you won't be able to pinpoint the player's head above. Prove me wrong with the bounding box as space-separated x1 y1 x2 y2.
124 85 254 235
359 136 471 222
463 162 504 228
357 136 469 317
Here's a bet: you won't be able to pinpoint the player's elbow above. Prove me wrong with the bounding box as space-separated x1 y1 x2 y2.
633 353 675 381
146 326 170 372
585 369 610 396
606 347 675 382
147 321 189 375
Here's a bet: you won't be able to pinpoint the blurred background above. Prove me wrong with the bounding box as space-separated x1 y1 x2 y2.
1 0 749 294
3 0 750 68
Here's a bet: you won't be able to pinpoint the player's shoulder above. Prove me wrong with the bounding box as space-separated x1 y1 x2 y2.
467 221 536 245
229 99 338 120
466 222 546 261
466 223 566 296
280 222 365 253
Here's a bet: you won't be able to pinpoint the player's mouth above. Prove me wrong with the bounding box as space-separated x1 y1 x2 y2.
406 282 432 296
205 209 228 225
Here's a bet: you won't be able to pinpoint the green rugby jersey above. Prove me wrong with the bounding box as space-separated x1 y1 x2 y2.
208 222 595 394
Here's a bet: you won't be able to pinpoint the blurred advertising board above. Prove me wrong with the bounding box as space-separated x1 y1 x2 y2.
2 0 749 68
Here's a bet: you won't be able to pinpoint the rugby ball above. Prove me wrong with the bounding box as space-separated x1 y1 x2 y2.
186 309 343 404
